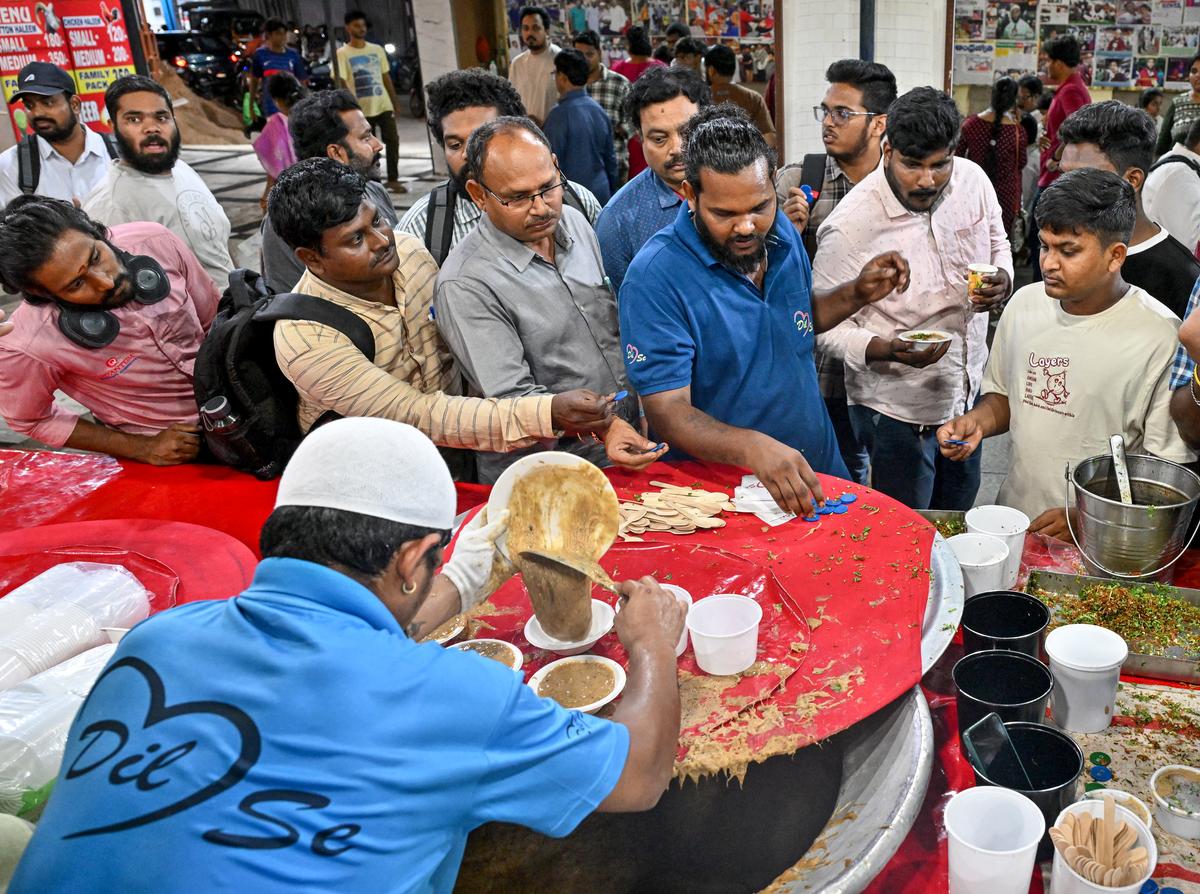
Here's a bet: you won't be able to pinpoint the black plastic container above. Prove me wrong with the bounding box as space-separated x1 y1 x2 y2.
967 720 1085 858
961 590 1050 658
952 649 1053 736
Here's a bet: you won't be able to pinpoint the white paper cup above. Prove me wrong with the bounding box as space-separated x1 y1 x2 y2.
966 505 1030 589
968 262 999 297
660 584 693 657
945 786 1045 894
948 533 1011 598
1044 624 1128 733
1049 799 1156 894
686 595 762 675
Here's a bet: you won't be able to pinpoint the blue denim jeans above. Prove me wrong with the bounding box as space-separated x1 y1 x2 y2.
824 395 870 486
848 405 982 511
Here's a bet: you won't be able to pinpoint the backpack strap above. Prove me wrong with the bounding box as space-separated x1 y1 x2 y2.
1149 154 1200 178
253 292 377 363
16 134 39 195
423 181 456 267
563 180 586 216
99 130 120 159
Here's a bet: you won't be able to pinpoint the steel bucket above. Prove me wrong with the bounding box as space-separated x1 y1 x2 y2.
1066 453 1200 582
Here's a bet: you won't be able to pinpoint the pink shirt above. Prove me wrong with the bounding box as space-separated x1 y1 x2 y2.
0 222 220 447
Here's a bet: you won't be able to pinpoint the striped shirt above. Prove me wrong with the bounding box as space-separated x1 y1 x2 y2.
273 231 557 450
585 66 632 182
396 179 602 262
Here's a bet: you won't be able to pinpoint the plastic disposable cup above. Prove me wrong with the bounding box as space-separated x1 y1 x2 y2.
686 595 762 675
968 262 999 298
953 649 1053 736
948 533 1010 599
1049 799 1156 894
945 786 1045 894
1044 624 1128 733
660 584 693 657
961 590 1050 658
966 505 1030 588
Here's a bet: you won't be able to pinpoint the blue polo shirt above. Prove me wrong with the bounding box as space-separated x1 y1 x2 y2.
252 47 309 115
11 559 628 894
596 167 684 293
619 204 847 477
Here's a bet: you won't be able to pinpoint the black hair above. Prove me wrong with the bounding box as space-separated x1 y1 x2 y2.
1018 74 1044 95
683 102 776 195
624 65 710 132
674 37 706 58
626 25 653 57
1045 34 1082 66
266 71 305 106
665 22 690 40
0 196 108 301
885 86 961 159
104 74 173 121
465 116 551 184
268 157 367 253
343 9 367 25
572 29 600 51
263 17 287 34
1035 168 1135 246
1191 51 1200 69
424 69 525 146
652 44 673 64
1038 91 1054 113
1057 100 1156 177
704 44 736 78
519 6 549 29
1139 87 1165 110
1186 117 1200 148
984 77 1019 177
824 59 898 116
288 89 361 160
260 506 447 580
555 48 590 87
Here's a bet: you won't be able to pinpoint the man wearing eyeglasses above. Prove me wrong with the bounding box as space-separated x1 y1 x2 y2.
434 117 643 484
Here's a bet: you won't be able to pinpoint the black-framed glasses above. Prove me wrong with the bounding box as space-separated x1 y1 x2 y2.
813 105 875 125
478 168 568 211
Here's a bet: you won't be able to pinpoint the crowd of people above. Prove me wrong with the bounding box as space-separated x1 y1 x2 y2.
7 7 1200 891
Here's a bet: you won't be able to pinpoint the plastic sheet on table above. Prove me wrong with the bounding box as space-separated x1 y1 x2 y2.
0 451 121 530
0 549 178 615
0 644 116 817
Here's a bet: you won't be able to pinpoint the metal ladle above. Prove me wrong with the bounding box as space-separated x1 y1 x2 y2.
1109 434 1134 505
518 549 620 594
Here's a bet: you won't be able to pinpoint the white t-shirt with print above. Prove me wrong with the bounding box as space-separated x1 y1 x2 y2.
982 282 1195 518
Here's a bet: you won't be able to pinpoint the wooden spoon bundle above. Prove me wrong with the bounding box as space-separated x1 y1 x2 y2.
1049 796 1148 888
618 482 735 541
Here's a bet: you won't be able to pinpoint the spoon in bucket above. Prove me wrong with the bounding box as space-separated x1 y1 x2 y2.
519 549 620 595
1109 434 1134 506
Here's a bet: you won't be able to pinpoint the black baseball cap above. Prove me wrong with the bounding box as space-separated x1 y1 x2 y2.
10 62 76 103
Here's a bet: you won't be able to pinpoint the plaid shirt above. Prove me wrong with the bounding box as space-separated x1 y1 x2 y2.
586 66 632 182
804 156 854 256
1169 273 1200 390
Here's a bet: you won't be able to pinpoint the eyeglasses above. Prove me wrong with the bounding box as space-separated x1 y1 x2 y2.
478 169 568 211
813 105 875 125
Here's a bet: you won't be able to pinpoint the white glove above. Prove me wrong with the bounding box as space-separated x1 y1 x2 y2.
440 508 511 610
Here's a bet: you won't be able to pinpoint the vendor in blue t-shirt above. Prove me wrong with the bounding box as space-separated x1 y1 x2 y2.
9 419 686 894
619 106 912 518
249 18 310 118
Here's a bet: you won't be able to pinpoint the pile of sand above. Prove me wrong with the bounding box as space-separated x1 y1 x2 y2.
157 67 246 146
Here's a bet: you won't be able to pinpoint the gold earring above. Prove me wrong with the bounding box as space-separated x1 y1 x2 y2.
402 581 416 594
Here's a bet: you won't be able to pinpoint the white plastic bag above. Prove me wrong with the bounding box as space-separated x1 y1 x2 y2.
0 644 116 817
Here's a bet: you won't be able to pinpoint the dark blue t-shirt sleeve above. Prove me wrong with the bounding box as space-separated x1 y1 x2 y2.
618 259 696 396
294 51 310 82
471 674 629 837
251 49 266 77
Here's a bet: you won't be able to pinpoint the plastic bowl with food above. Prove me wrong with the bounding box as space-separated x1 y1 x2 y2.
1150 764 1200 839
528 654 626 714
1079 788 1154 831
524 599 615 656
898 329 953 352
423 613 466 645
448 638 523 670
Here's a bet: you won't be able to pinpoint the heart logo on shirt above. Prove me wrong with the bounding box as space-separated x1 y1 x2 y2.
60 656 262 839
793 310 814 336
625 343 647 363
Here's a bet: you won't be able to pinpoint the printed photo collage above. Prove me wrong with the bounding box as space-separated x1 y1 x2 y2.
506 1 775 82
954 0 1200 89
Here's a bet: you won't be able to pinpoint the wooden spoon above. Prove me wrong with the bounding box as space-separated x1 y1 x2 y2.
1113 822 1136 858
1048 826 1071 855
1122 846 1148 866
1076 813 1092 849
518 549 620 594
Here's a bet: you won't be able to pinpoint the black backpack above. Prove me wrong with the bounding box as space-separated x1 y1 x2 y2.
1148 153 1200 180
192 269 377 478
17 130 119 195
423 178 589 266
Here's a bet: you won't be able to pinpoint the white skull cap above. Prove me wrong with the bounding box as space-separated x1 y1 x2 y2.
275 417 456 531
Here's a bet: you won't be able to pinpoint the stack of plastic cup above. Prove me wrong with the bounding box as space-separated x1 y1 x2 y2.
660 584 693 657
686 595 762 675
948 533 1010 598
1044 624 1128 733
966 505 1030 589
945 786 1045 894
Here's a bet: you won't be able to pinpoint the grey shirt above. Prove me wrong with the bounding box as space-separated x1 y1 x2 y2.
434 205 631 483
260 179 398 294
